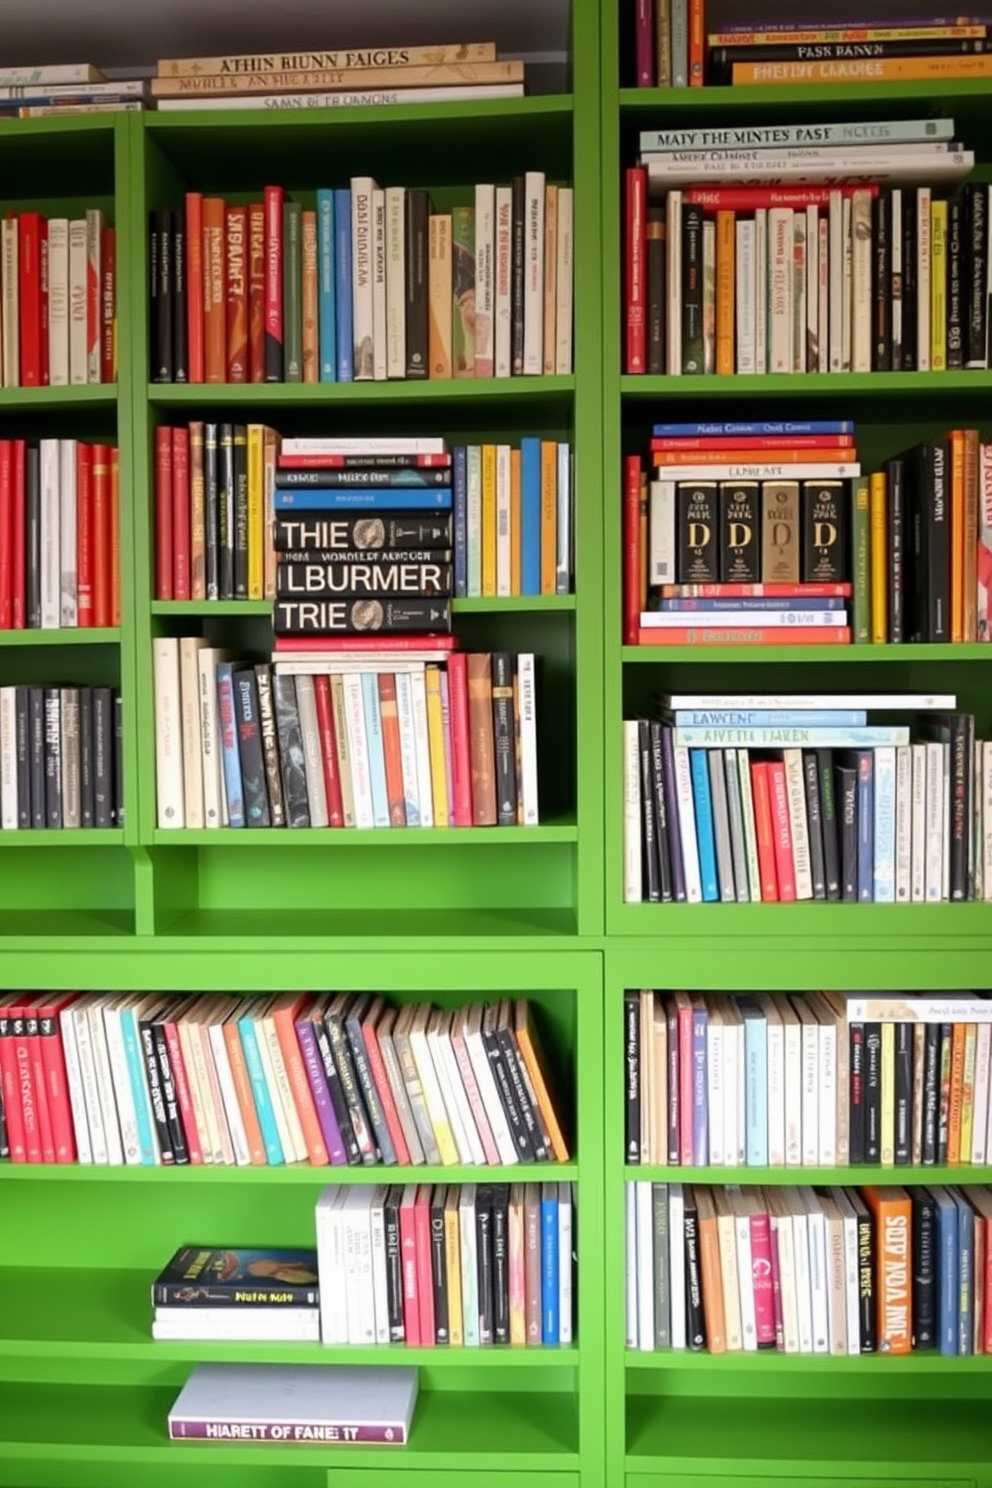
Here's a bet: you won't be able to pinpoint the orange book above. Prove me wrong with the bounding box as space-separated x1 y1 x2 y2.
950 428 966 643
109 446 121 626
732 54 992 83
962 427 979 643
513 999 569 1162
510 447 522 595
377 672 407 827
248 203 265 383
540 440 557 595
225 205 248 382
202 196 226 383
869 470 887 644
652 448 853 466
636 625 850 646
222 1009 266 1164
301 209 318 384
91 443 112 628
185 191 205 382
466 652 496 825
428 213 452 379
715 209 735 376
694 1185 727 1353
862 1187 912 1354
947 1021 967 1164
689 0 706 84
542 184 558 375
270 993 329 1166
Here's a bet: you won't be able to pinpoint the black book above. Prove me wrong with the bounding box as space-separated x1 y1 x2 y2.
681 203 704 374
921 1021 941 1165
848 1020 866 1165
383 1186 405 1340
218 423 235 601
816 749 841 901
946 193 964 370
900 189 918 371
510 175 526 376
872 190 890 371
894 1021 913 1165
92 687 114 828
495 1002 545 1160
482 1001 534 1162
283 200 303 383
272 674 311 828
491 653 517 826
232 665 270 827
155 208 174 382
491 1183 511 1345
890 189 904 371
639 719 660 903
172 216 188 383
113 691 124 826
886 457 905 643
676 481 718 583
475 1185 495 1345
848 1187 876 1353
646 206 666 374
148 212 161 378
936 1022 953 1165
151 998 190 1164
835 763 857 902
911 1188 937 1350
801 479 848 583
683 1191 705 1351
14 688 31 829
275 514 453 552
60 686 81 829
232 425 249 600
345 994 395 1165
204 423 220 600
802 750 826 900
253 665 285 828
916 439 950 642
430 1186 450 1344
138 997 174 1162
718 480 760 583
28 687 46 827
324 993 375 1165
404 188 430 380
965 182 988 368
311 997 361 1165
863 1022 882 1163
43 687 62 828
648 721 673 903
624 990 641 1164
709 36 990 76
274 597 451 637
25 444 41 629
78 687 94 827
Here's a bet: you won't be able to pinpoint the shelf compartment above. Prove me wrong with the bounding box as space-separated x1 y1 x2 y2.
150 820 578 847
623 644 992 665
0 843 135 938
149 377 576 408
151 906 578 943
610 902 992 941
0 385 119 413
623 1165 992 1187
0 628 121 647
625 1351 992 1373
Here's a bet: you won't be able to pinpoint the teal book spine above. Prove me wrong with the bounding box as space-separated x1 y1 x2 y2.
690 748 719 902
237 1014 284 1165
317 189 337 383
120 1005 158 1165
521 436 542 596
872 745 897 903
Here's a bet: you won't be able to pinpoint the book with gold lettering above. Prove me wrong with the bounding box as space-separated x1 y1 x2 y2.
152 1246 320 1306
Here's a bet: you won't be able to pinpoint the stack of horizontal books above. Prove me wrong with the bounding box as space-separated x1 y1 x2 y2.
0 62 147 117
152 1246 320 1341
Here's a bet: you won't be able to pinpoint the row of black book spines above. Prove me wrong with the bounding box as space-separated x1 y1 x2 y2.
2 687 123 829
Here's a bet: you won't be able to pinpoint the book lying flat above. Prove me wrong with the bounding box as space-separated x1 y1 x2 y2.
168 1362 419 1444
153 1307 320 1341
152 1247 320 1306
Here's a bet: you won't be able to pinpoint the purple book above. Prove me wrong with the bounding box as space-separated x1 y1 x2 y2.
691 995 708 1167
661 724 687 903
295 1016 347 1165
665 995 680 1166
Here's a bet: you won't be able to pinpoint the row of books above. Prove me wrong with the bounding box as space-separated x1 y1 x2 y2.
153 642 541 830
150 175 573 385
624 990 992 1170
0 686 123 831
0 439 121 630
624 173 992 377
0 211 117 386
0 990 568 1168
625 1182 992 1356
621 702 992 905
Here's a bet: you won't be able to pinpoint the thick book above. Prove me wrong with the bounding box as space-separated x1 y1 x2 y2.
152 1247 320 1306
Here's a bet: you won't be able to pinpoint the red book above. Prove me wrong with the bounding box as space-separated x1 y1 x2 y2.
11 1001 42 1163
154 426 174 601
100 226 116 384
0 998 27 1162
625 167 647 374
445 652 473 826
361 1004 411 1166
635 0 654 85
768 760 797 902
110 447 121 625
675 992 694 1168
273 634 459 653
263 184 284 382
91 444 112 628
226 205 248 382
248 202 265 383
312 673 345 828
749 1207 777 1346
651 435 855 452
171 426 191 600
689 0 706 85
36 993 79 1164
414 1183 436 1346
0 440 13 627
399 1186 421 1345
75 442 95 627
185 192 205 383
162 1015 204 1164
683 185 880 210
623 455 642 645
278 453 452 469
750 762 780 902
10 441 26 628
659 582 852 599
23 996 55 1163
377 672 408 827
18 212 46 387
635 626 851 646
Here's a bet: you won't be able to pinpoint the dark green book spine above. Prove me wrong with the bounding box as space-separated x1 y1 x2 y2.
283 200 303 382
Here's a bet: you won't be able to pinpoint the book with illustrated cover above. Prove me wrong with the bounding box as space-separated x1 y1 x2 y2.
152 1246 320 1306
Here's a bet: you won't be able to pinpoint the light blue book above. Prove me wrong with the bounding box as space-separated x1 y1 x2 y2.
274 487 453 512
237 1012 284 1165
393 673 420 827
316 189 337 383
119 1003 158 1165
929 1186 959 1356
541 1184 560 1345
452 446 468 597
520 436 542 596
361 672 391 828
652 420 855 437
689 749 719 902
672 709 867 728
955 1190 974 1356
333 187 353 382
853 750 874 903
673 725 910 748
215 662 245 828
872 746 896 903
739 997 768 1168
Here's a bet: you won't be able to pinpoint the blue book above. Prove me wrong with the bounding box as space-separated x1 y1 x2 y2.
520 437 542 596
691 997 708 1166
453 446 468 597
119 1004 158 1165
274 487 454 512
237 1014 284 1164
658 596 847 613
652 420 855 437
872 746 896 904
541 1184 560 1344
739 997 769 1168
316 189 337 382
361 672 391 828
215 662 245 828
333 187 353 382
929 1186 959 1355
689 748 719 902
955 1190 974 1355
853 750 874 902
672 709 867 728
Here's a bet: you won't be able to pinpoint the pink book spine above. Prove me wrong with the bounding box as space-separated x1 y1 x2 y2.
635 0 655 85
446 652 474 826
414 1184 436 1345
399 1192 421 1346
164 1021 203 1164
749 1210 777 1346
678 1004 694 1167
451 1021 500 1165
768 761 797 902
26 1021 55 1163
768 1212 785 1350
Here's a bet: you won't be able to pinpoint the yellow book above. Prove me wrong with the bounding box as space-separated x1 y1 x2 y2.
425 663 450 826
262 426 279 600
930 198 947 372
869 470 887 644
732 53 992 83
540 440 557 595
444 1186 464 1347
949 428 966 644
481 443 497 597
715 208 735 376
329 674 356 828
880 1021 895 1167
959 1022 977 1162
428 213 452 379
510 447 522 596
508 1182 527 1345
247 425 264 600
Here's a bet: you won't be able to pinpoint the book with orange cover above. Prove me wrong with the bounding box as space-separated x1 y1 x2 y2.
694 1184 727 1353
225 205 248 382
202 196 226 383
513 999 569 1163
377 673 407 827
715 209 735 376
540 439 557 595
862 1186 912 1354
947 1021 967 1164
466 651 497 825
270 992 330 1166
222 1003 266 1164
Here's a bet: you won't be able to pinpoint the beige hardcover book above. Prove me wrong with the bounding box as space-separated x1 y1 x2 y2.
68 218 89 385
47 219 70 385
806 990 840 1167
542 183 558 375
151 60 524 96
508 1182 526 1345
301 209 318 383
850 188 873 373
157 43 498 77
761 479 800 584
711 1187 744 1350
394 1001 442 1165
1 217 19 386
523 171 546 375
778 995 803 1168
385 185 406 379
652 993 668 1167
554 186 574 375
350 176 378 381
371 189 387 382
409 1002 459 1164
178 637 208 830
818 1191 849 1356
192 995 238 1165
764 1187 799 1352
260 998 308 1162
474 183 495 378
85 209 103 383
791 996 820 1168
816 990 850 1166
153 636 185 828
178 996 224 1163
205 995 251 1166
703 995 727 1166
428 214 453 379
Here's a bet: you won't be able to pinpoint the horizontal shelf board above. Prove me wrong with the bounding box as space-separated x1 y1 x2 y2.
152 601 272 617
0 1381 579 1466
0 910 133 941
0 1162 578 1184
150 819 577 846
0 115 122 138
151 597 576 616
0 1266 578 1366
622 1165 992 1186
153 907 579 942
0 627 121 647
623 643 992 664
0 385 118 411
454 595 576 612
146 94 573 133
149 375 574 407
619 79 992 111
612 902 992 938
620 371 992 400
0 829 125 848
625 1349 992 1371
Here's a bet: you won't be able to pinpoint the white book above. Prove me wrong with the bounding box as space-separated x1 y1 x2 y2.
719 1002 740 1167
705 1001 725 1166
672 744 703 903
668 1183 686 1350
735 218 756 374
68 219 88 385
87 995 124 1166
910 741 927 900
788 1195 813 1353
459 1186 479 1346
635 1180 655 1350
349 176 378 380
662 691 955 712
72 999 107 1163
644 608 849 629
47 219 70 385
891 187 903 366
408 1011 456 1166
437 1012 485 1167
207 1017 251 1166
474 183 495 378
153 637 185 828
153 1310 320 1342
197 647 226 827
924 739 944 900
427 1011 475 1166
192 1000 236 1165
939 740 950 901
59 1002 92 1164
916 186 931 372
783 748 813 899
393 670 422 827
736 748 762 901
625 1183 639 1348
781 999 803 1167
275 659 430 677
826 190 843 372
85 210 103 383
792 997 819 1166
623 721 642 904
0 688 17 830
517 653 540 826
178 637 208 830
894 744 912 902
728 1003 747 1166
841 196 853 371
556 443 572 595
805 204 818 372
554 186 574 374
408 668 435 827
647 461 860 481
1 218 19 387
39 438 61 629
493 185 513 379
753 208 768 374
666 190 682 374
850 188 873 372
57 439 78 626
0 63 107 86
644 144 972 185
806 992 837 1166
817 214 829 372
384 185 406 380
733 1205 758 1351
792 210 806 374
155 85 523 111
800 1189 830 1354
767 208 793 373
294 674 330 828
702 218 716 374
831 1188 862 1355
101 999 141 1165
496 443 512 595
755 994 786 1166
368 1185 391 1344
280 436 447 457
841 993 992 1022
648 481 677 585
873 744 897 903
464 1010 518 1166
315 1186 348 1344
371 188 387 382
522 171 546 374
342 1189 376 1345
974 1026 992 1162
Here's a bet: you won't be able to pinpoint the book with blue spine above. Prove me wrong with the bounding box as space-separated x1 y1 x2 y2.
658 596 847 613
652 420 855 437
691 997 708 1166
541 1183 560 1344
274 488 454 512
360 673 391 828
237 1008 285 1164
872 746 897 903
120 1002 158 1165
333 188 353 382
671 709 868 727
673 726 909 748
929 1186 959 1355
739 997 769 1167
520 436 542 596
215 661 245 828
955 1190 974 1355
453 445 468 597
689 748 719 901
316 189 337 383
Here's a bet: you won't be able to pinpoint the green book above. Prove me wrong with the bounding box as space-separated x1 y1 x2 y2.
852 474 871 644
283 200 302 383
451 204 475 378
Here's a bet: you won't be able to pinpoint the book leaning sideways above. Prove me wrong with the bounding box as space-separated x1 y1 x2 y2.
169 1362 419 1444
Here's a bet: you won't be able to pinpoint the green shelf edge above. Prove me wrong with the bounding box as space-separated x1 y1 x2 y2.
620 371 992 399
0 1161 580 1184
623 1165 992 1185
148 375 575 406
0 829 125 847
0 627 121 647
625 1350 992 1372
0 385 118 410
622 643 992 663
149 820 578 846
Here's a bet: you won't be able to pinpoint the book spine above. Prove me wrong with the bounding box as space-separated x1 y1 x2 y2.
263 185 284 381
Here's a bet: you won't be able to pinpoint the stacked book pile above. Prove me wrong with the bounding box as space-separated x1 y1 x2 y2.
626 1181 992 1356
316 1180 574 1346
0 687 123 831
0 62 146 117
0 440 120 631
624 124 990 377
0 991 567 1168
151 173 573 384
0 210 117 387
152 1245 320 1341
622 692 992 906
624 991 992 1169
